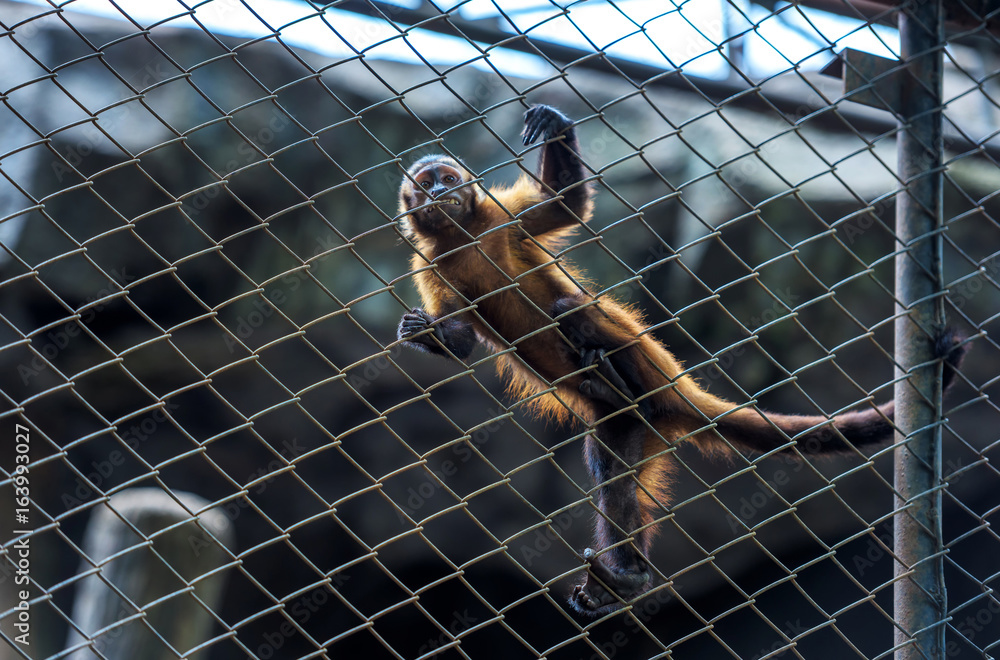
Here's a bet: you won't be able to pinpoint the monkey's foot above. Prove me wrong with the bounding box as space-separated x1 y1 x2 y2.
569 548 650 616
936 327 970 392
578 349 651 419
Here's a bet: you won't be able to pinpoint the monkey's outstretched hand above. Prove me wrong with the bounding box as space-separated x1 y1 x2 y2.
522 104 574 145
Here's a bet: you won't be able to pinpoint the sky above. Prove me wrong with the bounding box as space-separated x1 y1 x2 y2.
15 0 900 81
0 0 905 260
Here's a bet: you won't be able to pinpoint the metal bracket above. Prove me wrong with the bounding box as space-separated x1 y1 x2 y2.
820 48 906 114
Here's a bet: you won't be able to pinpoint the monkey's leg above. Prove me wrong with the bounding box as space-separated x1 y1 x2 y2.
397 308 476 359
551 296 653 418
570 416 653 616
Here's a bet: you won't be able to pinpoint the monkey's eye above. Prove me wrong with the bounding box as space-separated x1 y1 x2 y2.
443 175 456 184
419 181 431 189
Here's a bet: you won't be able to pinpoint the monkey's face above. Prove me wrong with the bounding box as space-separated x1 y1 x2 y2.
401 157 475 232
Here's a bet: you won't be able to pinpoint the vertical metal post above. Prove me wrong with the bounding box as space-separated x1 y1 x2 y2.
894 2 946 659
65 489 234 660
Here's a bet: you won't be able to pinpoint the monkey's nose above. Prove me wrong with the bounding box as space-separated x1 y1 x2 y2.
429 185 448 199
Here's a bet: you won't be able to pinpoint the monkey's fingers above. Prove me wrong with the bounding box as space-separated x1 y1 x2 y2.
569 548 651 615
936 327 970 392
521 106 541 145
579 348 635 402
401 315 449 348
569 549 619 613
579 348 599 373
399 314 429 328
522 105 569 145
523 115 555 145
570 584 601 612
594 352 637 402
521 118 542 146
582 548 617 580
398 314 431 339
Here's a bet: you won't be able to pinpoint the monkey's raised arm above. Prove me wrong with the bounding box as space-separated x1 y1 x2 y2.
519 105 594 237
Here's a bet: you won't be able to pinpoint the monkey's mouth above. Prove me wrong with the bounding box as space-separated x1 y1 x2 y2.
433 198 462 206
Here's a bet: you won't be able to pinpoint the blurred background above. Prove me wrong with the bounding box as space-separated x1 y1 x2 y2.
0 1 998 658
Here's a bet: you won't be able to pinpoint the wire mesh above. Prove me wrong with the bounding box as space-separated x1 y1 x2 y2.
0 0 997 658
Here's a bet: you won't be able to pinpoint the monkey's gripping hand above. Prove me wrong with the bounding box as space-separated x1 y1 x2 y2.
397 308 477 360
522 104 574 145
398 308 437 344
579 349 636 402
577 348 655 420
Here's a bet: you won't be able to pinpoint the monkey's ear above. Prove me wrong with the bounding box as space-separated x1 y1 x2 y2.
398 188 411 212
398 188 420 232
470 185 486 212
399 176 423 209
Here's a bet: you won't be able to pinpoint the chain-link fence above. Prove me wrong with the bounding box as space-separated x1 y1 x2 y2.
1 0 998 658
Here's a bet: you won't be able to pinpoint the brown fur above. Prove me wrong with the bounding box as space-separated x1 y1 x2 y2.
402 173 890 510
396 108 966 616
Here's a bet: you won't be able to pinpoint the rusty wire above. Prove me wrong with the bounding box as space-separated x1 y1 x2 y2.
0 0 997 658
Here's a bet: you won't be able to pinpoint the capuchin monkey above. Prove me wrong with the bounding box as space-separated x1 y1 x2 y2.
395 104 967 615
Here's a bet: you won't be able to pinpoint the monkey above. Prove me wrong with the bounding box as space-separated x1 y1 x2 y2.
394 104 968 616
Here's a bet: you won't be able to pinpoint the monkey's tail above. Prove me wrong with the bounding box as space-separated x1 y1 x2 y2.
675 329 969 458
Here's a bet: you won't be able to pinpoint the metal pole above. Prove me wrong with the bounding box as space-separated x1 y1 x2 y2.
65 489 234 660
893 1 946 659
